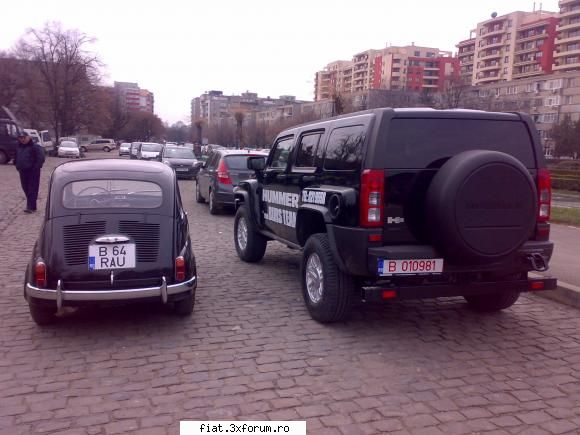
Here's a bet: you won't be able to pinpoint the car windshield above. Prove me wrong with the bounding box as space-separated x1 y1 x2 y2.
62 179 163 209
120 143 131 148
60 141 77 148
141 143 162 152
164 147 195 159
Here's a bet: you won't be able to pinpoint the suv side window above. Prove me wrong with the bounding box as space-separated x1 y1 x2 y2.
295 131 323 168
269 136 294 169
323 125 366 171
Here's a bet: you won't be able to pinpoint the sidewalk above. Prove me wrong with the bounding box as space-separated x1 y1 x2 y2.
535 223 580 308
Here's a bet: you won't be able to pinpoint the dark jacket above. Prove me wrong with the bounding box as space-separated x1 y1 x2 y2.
15 140 45 171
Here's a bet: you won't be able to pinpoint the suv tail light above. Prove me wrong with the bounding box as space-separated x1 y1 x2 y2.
217 159 232 185
35 261 47 288
537 169 551 223
175 256 186 282
360 169 385 228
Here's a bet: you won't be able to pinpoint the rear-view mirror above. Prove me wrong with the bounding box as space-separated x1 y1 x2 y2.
248 156 266 171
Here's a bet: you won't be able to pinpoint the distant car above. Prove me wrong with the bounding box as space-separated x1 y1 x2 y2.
119 142 132 157
0 117 21 164
81 138 116 153
138 142 163 160
130 142 142 159
162 146 201 179
23 159 197 325
57 140 81 158
196 149 268 214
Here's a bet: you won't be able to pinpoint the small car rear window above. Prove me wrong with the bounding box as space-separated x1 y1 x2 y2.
384 119 536 169
62 179 163 209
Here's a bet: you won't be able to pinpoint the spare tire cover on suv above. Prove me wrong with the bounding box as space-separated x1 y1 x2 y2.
426 150 537 264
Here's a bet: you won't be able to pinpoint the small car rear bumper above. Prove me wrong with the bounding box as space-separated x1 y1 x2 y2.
26 275 196 309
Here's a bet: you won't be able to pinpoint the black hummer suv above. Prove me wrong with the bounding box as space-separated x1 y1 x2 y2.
233 108 557 323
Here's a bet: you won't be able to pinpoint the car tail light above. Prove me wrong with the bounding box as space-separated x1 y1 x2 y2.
360 169 385 228
35 262 47 288
217 159 232 185
537 169 551 223
175 256 185 282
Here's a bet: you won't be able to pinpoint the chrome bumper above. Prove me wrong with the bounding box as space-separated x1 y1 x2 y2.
26 276 196 309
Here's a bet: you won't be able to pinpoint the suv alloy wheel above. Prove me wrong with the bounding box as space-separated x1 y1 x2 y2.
234 207 267 262
301 234 354 323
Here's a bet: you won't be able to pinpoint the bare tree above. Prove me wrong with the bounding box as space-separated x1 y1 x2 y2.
15 22 102 141
119 112 165 141
439 75 470 109
234 111 245 148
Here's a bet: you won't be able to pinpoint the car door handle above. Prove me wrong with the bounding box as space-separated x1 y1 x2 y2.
302 175 316 183
276 174 287 181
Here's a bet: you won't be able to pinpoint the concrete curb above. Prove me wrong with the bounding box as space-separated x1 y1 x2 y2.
533 279 580 309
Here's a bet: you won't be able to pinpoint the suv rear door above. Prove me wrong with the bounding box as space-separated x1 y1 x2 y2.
378 117 538 246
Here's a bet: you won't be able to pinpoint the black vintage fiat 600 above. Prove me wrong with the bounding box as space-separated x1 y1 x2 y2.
24 159 197 325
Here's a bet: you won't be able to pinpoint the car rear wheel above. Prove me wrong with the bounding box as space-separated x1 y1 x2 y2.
0 151 8 165
103 146 111 152
29 302 57 325
80 146 87 153
173 291 195 316
209 189 220 215
234 206 267 262
301 233 353 323
464 290 520 312
195 181 205 203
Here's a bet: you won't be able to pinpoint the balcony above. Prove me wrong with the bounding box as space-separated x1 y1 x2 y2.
560 0 580 5
422 84 439 88
481 40 504 49
515 45 542 55
554 47 580 58
481 26 504 37
512 68 543 79
516 31 548 43
560 6 580 18
476 75 501 83
553 58 580 70
479 51 503 61
513 58 540 66
556 33 580 46
557 20 580 31
460 59 474 66
478 63 501 71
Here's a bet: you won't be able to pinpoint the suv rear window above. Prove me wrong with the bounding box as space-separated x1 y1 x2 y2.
62 180 163 209
323 125 365 171
384 119 536 168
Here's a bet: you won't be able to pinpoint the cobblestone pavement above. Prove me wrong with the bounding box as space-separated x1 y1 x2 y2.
1 154 580 435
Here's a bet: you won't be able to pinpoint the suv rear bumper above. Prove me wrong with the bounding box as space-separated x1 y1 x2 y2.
328 224 554 276
362 276 557 302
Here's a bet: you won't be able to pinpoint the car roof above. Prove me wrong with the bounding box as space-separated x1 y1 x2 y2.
54 159 173 176
218 149 268 156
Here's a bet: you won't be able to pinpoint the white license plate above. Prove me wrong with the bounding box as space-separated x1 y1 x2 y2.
88 243 136 270
378 258 444 276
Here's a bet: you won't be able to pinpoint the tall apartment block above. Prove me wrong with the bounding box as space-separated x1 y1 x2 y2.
114 82 155 113
554 0 580 72
314 45 459 101
457 10 559 85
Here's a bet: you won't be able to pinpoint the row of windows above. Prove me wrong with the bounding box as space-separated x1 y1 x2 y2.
270 125 365 171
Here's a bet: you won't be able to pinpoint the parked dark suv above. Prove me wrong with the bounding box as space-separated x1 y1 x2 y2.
233 108 557 323
0 117 22 164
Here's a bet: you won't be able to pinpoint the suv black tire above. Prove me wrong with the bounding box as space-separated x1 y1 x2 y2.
29 301 56 325
426 150 537 265
464 290 520 312
80 146 87 153
301 233 353 323
173 291 195 316
0 150 8 165
103 146 111 152
209 189 220 215
195 181 205 203
234 206 267 262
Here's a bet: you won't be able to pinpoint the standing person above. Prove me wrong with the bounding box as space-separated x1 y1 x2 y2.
15 131 45 213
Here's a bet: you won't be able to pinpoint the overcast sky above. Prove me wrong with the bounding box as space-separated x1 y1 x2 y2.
2 0 559 124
